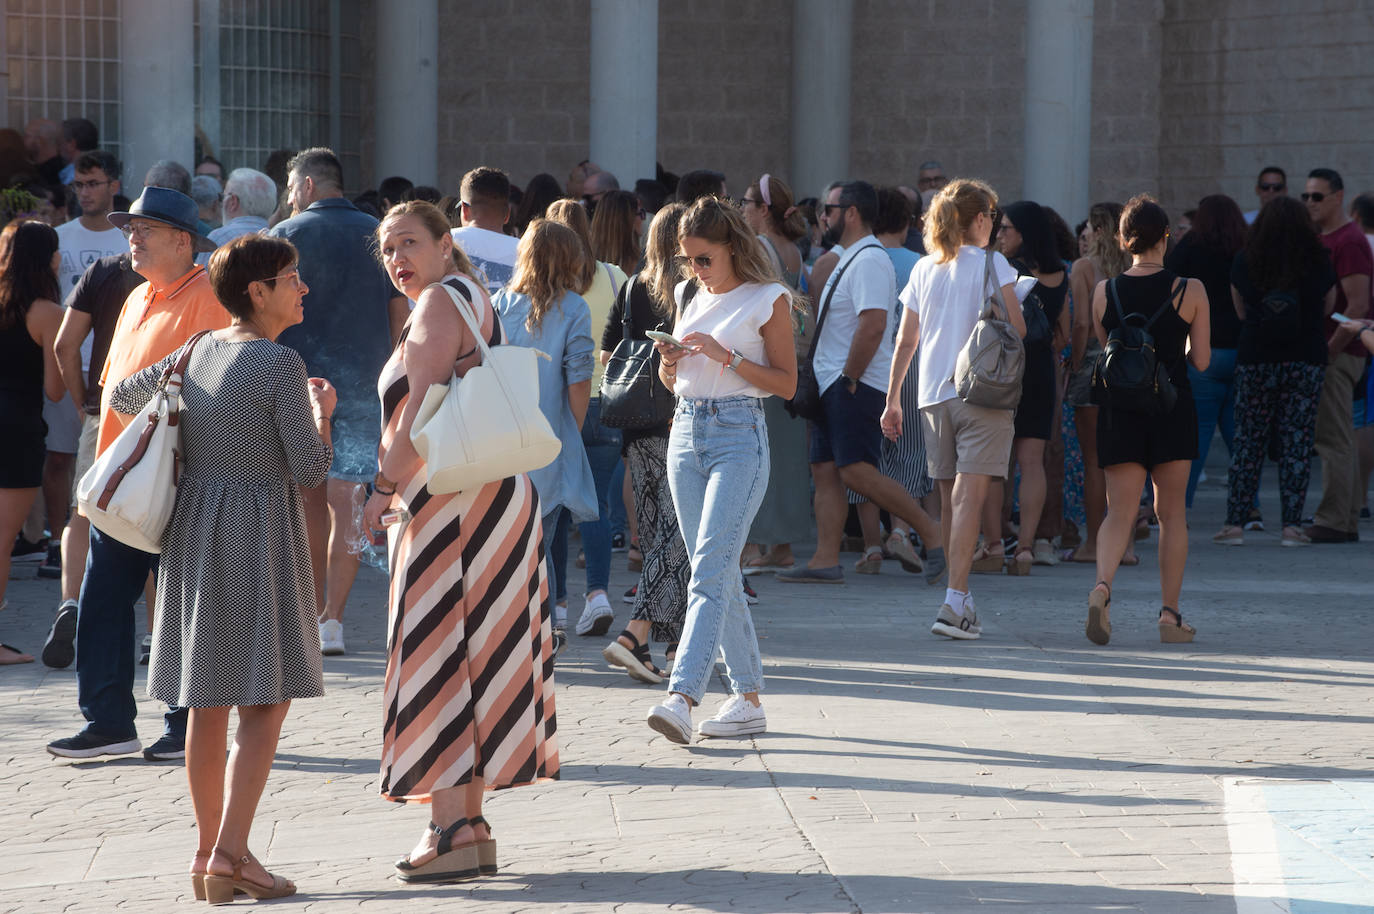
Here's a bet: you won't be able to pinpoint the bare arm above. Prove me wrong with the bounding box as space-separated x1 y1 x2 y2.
1231 285 1246 321
599 349 611 366
1091 279 1109 349
1000 283 1027 337
1330 273 1369 352
54 306 92 407
676 295 798 399
844 308 887 380
809 251 839 304
569 380 591 429
387 294 411 347
1069 259 1094 369
31 300 67 403
1181 277 1211 371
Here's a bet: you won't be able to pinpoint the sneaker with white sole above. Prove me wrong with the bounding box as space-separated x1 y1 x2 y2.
622 584 637 605
319 619 345 656
138 632 152 666
575 592 614 636
697 694 767 738
930 603 981 640
46 731 142 759
646 693 693 744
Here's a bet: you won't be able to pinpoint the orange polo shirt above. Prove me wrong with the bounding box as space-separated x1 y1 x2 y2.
97 264 232 456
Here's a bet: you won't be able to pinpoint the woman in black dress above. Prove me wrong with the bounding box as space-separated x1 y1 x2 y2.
1087 196 1211 645
997 202 1069 575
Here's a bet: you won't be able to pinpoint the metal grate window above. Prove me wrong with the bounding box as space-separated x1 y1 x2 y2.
3 0 122 157
196 0 362 189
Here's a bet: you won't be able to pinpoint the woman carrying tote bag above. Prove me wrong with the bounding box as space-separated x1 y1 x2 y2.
364 201 557 884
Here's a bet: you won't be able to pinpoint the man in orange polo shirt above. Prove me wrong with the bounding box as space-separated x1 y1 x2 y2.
46 187 230 762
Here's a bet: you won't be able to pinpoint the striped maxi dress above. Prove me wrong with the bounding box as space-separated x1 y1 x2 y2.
377 276 559 802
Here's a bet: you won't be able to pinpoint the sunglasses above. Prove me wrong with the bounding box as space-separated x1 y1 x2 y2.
1301 192 1329 203
1258 182 1285 192
822 203 845 213
676 253 715 270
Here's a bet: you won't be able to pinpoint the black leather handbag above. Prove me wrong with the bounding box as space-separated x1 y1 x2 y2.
785 243 883 420
599 275 677 429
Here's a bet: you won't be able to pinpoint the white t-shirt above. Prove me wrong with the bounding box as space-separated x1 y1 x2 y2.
812 236 896 394
672 280 787 400
55 219 129 370
899 245 1019 409
450 225 519 296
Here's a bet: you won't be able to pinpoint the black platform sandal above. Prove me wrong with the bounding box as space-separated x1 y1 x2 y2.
394 819 480 883
601 630 664 684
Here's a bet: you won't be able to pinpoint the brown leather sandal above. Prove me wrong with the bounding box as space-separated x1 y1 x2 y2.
1158 606 1196 643
1086 581 1112 645
203 848 295 904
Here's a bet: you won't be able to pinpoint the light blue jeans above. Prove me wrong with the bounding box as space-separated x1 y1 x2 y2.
666 397 769 705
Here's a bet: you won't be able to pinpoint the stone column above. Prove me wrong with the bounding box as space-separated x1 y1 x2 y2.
1023 0 1094 220
198 0 221 159
791 0 852 200
375 0 439 186
120 0 196 196
589 0 658 188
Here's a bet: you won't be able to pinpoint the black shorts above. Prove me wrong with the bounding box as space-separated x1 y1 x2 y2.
808 379 884 468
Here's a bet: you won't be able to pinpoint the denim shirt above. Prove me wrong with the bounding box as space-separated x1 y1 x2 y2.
493 288 597 522
268 198 395 477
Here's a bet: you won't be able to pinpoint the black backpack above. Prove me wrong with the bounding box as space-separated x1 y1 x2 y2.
1090 276 1184 416
1256 288 1301 345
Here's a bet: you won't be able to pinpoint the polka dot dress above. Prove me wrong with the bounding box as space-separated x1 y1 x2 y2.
108 336 332 708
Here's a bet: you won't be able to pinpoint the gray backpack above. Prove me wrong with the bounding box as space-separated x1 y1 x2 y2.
954 249 1025 410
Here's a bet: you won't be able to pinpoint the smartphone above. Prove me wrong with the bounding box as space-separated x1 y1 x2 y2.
646 329 693 351
380 509 408 526
1331 312 1353 323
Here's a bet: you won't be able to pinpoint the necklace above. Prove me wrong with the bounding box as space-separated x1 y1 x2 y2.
1131 262 1164 270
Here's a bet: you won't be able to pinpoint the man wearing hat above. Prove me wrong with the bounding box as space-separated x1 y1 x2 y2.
46 186 232 762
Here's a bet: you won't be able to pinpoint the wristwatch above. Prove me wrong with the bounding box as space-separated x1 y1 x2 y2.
727 349 745 372
842 373 859 393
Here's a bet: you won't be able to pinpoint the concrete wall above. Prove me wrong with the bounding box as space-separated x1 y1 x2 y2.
1089 0 1164 211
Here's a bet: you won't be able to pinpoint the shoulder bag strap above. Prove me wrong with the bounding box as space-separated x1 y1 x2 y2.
981 249 1006 321
1107 277 1127 326
603 262 620 299
1141 276 1187 332
810 243 883 361
164 329 212 427
621 273 636 339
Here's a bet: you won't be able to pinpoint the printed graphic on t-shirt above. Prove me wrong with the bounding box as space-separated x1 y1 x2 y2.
470 257 512 296
62 249 104 290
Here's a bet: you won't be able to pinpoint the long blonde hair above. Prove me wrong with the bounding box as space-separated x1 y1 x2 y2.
676 196 790 300
376 200 479 281
1085 201 1129 278
507 219 586 330
923 178 997 263
642 202 686 317
543 198 597 294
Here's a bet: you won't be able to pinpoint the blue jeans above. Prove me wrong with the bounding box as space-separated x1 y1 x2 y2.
1186 348 1238 507
75 526 186 741
578 398 621 595
666 397 769 705
543 507 570 622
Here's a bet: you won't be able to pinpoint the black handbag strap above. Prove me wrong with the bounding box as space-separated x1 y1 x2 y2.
809 243 883 361
620 273 638 339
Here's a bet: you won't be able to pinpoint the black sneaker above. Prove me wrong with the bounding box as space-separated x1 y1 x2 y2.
138 633 152 665
611 532 628 553
142 735 186 761
11 534 47 563
551 628 568 660
622 584 637 605
1243 508 1264 532
41 600 79 669
46 731 141 759
742 580 759 605
37 543 61 579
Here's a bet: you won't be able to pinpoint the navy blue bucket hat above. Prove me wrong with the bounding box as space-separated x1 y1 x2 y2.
108 186 217 253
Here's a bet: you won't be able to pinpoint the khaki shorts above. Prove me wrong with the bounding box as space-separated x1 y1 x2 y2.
920 397 1015 480
70 414 100 508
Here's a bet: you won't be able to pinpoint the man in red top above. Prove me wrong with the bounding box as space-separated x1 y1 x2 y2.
1304 168 1370 543
45 187 230 762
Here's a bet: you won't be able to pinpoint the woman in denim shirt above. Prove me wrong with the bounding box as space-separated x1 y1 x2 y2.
645 198 797 744
493 220 597 641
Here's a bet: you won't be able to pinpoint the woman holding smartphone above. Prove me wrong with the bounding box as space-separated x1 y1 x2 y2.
645 197 797 744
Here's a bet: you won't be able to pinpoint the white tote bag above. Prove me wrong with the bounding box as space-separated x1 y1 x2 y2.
77 331 210 553
409 280 561 494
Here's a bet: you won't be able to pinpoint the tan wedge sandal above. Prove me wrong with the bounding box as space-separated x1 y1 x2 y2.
1158 606 1196 643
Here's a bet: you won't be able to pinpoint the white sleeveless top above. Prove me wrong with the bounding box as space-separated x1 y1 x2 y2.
671 279 787 400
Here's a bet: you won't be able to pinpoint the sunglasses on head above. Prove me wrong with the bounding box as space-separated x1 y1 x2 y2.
1301 192 1329 203
1258 182 1285 192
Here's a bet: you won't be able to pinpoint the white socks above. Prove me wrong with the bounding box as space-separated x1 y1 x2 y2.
945 587 971 615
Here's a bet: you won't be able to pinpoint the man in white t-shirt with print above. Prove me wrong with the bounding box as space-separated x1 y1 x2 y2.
777 181 945 586
451 166 519 297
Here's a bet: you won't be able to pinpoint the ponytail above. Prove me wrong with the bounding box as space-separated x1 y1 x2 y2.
923 178 997 263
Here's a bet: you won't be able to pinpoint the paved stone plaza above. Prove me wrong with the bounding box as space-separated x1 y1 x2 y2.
1 468 1371 913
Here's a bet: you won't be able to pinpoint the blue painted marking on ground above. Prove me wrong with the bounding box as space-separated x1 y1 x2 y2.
1261 780 1374 912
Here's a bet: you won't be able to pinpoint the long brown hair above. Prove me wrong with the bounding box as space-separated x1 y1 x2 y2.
642 202 686 317
543 198 596 294
1245 196 1330 294
1085 202 1129 278
749 174 808 242
677 196 792 308
589 189 641 275
508 219 587 330
0 220 59 329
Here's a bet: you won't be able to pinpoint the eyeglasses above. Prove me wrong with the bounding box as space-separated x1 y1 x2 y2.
742 197 762 207
1258 182 1285 192
247 267 302 292
676 253 714 270
1301 192 1328 203
69 179 111 192
120 221 172 240
822 203 845 213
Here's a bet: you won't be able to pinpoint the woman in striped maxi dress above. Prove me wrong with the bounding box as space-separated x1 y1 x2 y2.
364 201 558 884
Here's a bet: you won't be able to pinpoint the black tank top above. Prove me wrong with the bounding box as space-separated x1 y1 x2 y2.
0 314 42 402
1101 270 1192 389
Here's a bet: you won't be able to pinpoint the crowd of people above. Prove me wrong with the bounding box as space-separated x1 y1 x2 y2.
2 114 1373 897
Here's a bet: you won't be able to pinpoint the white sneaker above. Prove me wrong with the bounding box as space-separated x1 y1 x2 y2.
575 591 614 636
319 619 345 656
697 694 767 738
930 603 981 640
646 693 693 745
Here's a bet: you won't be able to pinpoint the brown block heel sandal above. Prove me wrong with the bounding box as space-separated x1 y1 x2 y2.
394 819 481 884
203 849 295 904
1006 549 1032 576
1158 607 1196 643
1086 582 1112 645
470 815 498 874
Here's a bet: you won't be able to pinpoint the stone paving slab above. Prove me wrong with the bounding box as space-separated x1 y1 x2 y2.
1 467 1372 912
